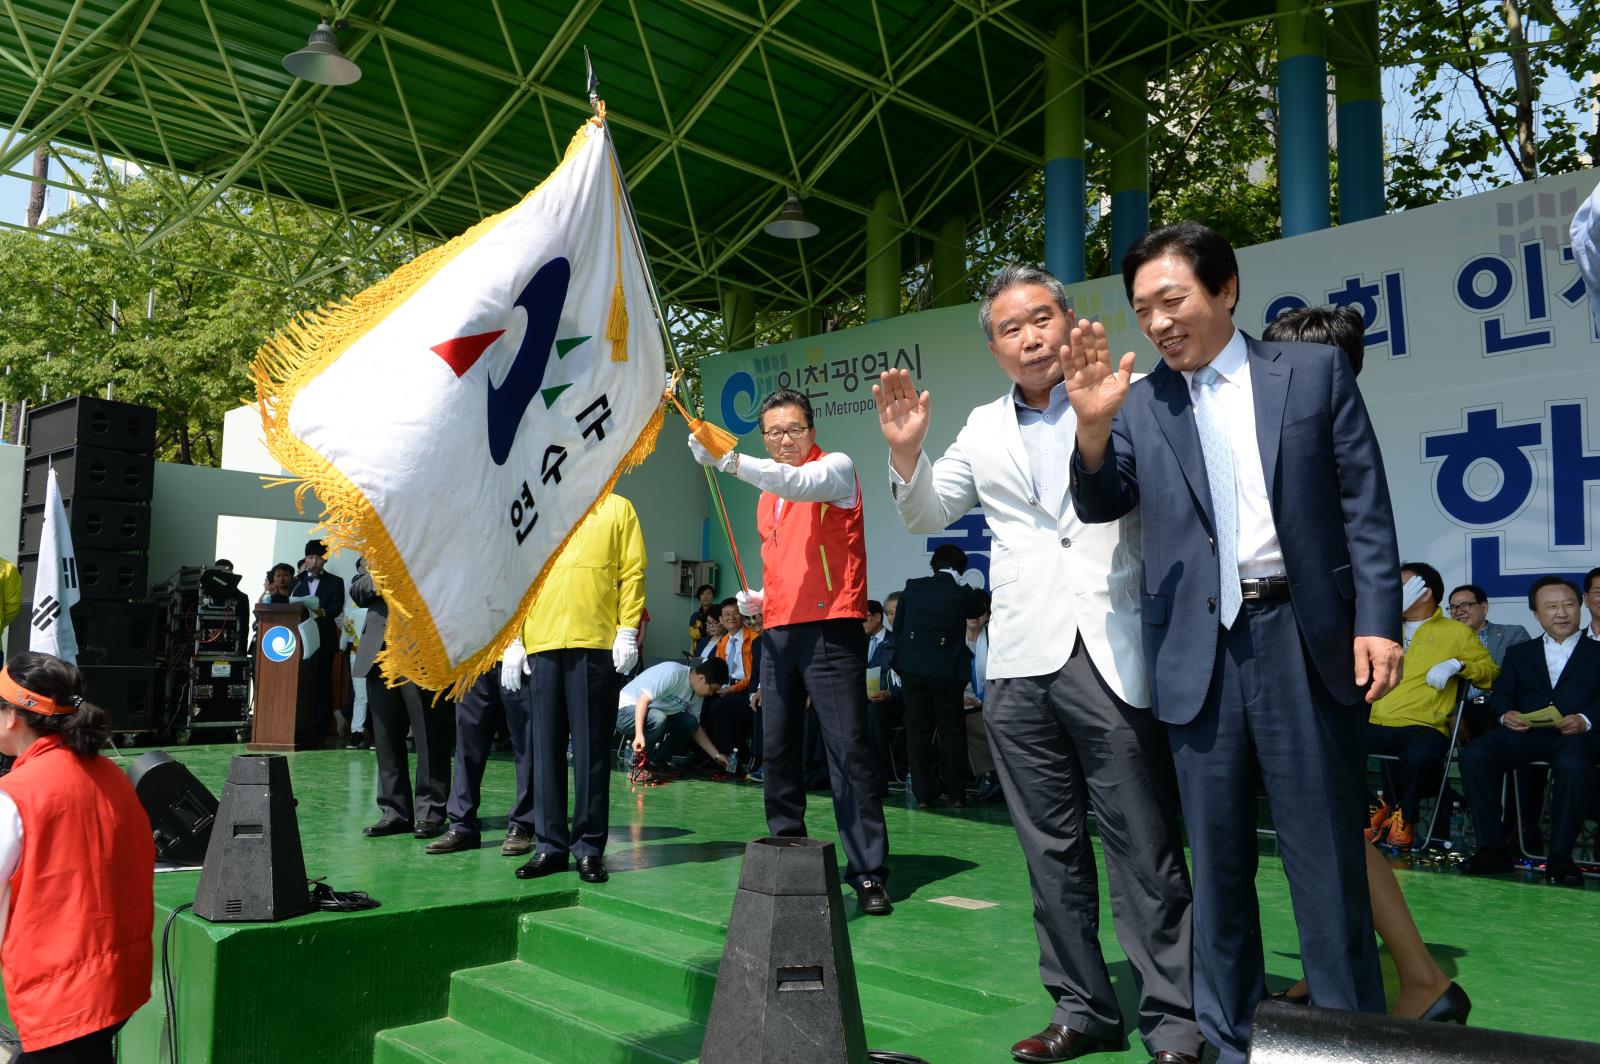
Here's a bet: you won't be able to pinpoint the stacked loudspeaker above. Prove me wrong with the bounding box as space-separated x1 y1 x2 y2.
11 397 160 738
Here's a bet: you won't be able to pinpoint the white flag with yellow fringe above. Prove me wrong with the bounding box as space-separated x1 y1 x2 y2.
253 115 664 695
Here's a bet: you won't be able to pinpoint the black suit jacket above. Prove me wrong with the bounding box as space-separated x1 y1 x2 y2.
867 629 899 696
1072 336 1401 723
291 569 345 623
891 573 988 684
1486 634 1600 723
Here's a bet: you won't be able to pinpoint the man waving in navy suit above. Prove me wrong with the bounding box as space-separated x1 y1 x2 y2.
1067 221 1404 1064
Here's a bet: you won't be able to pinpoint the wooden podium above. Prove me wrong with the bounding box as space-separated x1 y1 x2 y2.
250 603 319 751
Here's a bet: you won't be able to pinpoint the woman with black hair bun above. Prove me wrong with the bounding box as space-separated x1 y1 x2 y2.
0 651 155 1061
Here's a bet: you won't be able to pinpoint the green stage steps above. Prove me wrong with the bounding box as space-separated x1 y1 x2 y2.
373 898 986 1064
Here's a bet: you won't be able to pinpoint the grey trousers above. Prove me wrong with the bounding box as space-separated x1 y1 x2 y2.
984 637 1200 1056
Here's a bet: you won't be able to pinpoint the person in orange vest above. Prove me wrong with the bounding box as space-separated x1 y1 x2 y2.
0 651 155 1061
689 387 891 916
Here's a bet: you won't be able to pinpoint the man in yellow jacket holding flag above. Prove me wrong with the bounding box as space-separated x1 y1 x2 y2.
510 492 646 883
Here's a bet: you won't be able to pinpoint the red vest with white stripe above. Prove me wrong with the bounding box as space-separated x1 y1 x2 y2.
756 446 868 628
0 735 154 1050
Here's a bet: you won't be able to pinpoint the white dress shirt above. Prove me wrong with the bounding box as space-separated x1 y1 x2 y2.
722 627 748 683
1540 630 1591 730
1180 329 1285 579
732 451 859 519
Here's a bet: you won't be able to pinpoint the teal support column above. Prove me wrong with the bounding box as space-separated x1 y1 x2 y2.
1331 0 1384 223
1277 0 1331 235
722 285 755 351
788 305 821 341
929 215 968 308
1108 63 1148 273
1044 20 1085 283
866 188 901 321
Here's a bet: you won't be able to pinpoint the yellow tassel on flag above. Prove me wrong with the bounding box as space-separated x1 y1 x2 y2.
666 389 738 458
607 281 628 359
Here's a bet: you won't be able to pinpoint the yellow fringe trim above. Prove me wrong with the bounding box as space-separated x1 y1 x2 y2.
666 389 738 458
250 115 664 699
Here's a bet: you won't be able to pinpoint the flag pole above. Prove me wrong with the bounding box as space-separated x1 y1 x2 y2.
589 54 752 592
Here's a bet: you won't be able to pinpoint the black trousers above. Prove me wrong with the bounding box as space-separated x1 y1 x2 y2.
311 618 339 732
18 1020 125 1062
1366 722 1450 825
447 668 534 835
866 692 903 795
368 676 453 826
760 619 888 888
527 648 616 859
899 672 969 803
702 690 755 761
1462 725 1600 858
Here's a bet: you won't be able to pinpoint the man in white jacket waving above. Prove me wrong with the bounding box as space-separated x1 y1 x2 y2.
873 265 1200 1064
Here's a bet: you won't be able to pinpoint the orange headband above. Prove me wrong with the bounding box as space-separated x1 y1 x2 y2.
0 667 77 716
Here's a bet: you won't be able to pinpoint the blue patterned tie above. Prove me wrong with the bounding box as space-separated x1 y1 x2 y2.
1193 365 1241 628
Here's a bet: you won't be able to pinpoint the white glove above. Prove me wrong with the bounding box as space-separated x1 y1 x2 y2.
736 588 763 617
612 628 639 674
688 434 739 473
1425 658 1462 691
500 639 526 692
1401 575 1428 611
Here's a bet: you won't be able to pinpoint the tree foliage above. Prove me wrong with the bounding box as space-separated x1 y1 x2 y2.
0 157 424 463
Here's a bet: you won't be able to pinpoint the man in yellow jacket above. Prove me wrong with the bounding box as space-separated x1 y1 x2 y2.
508 492 645 883
0 558 20 659
1368 561 1498 847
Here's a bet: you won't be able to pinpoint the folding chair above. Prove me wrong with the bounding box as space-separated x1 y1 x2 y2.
1368 679 1468 849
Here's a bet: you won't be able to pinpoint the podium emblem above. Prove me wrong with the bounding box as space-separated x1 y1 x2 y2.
261 626 297 663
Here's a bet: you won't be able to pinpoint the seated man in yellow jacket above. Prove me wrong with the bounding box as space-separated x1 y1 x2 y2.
510 492 645 884
0 557 20 661
1368 561 1498 847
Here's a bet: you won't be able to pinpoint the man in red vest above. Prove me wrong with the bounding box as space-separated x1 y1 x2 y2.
690 388 891 915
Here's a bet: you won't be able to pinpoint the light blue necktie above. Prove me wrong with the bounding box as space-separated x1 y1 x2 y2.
1193 365 1242 628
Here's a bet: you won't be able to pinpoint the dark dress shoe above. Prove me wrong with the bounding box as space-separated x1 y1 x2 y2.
363 817 412 838
1269 988 1310 1005
501 824 533 856
424 828 479 854
1416 981 1471 1024
1010 1023 1120 1063
856 879 893 916
514 852 570 879
1150 1052 1201 1064
577 856 609 883
1546 856 1585 886
1459 847 1514 875
413 819 446 839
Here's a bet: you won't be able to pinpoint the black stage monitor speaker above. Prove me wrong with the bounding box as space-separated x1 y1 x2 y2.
18 551 148 602
193 754 311 923
23 446 156 504
199 567 242 598
25 396 157 455
127 751 219 865
700 837 867 1064
20 498 151 553
1249 999 1600 1063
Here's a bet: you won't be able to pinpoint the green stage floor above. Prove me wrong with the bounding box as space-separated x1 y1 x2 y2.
93 744 1600 1062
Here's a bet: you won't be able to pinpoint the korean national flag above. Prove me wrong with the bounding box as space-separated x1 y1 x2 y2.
28 467 80 664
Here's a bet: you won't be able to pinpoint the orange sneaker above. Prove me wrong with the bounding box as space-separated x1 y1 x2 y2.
1385 809 1415 849
1365 800 1393 844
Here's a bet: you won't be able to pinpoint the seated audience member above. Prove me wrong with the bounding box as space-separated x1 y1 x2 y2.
892 545 990 807
863 598 903 797
963 598 1002 802
1448 583 1532 735
617 658 731 776
687 584 715 650
1368 563 1498 847
702 599 761 767
1461 575 1600 886
693 608 725 658
1586 566 1600 641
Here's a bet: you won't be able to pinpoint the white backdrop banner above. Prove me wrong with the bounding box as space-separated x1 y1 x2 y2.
700 169 1600 633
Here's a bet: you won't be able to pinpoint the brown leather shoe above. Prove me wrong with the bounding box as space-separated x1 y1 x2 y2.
1150 1052 1201 1064
1010 1023 1120 1063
